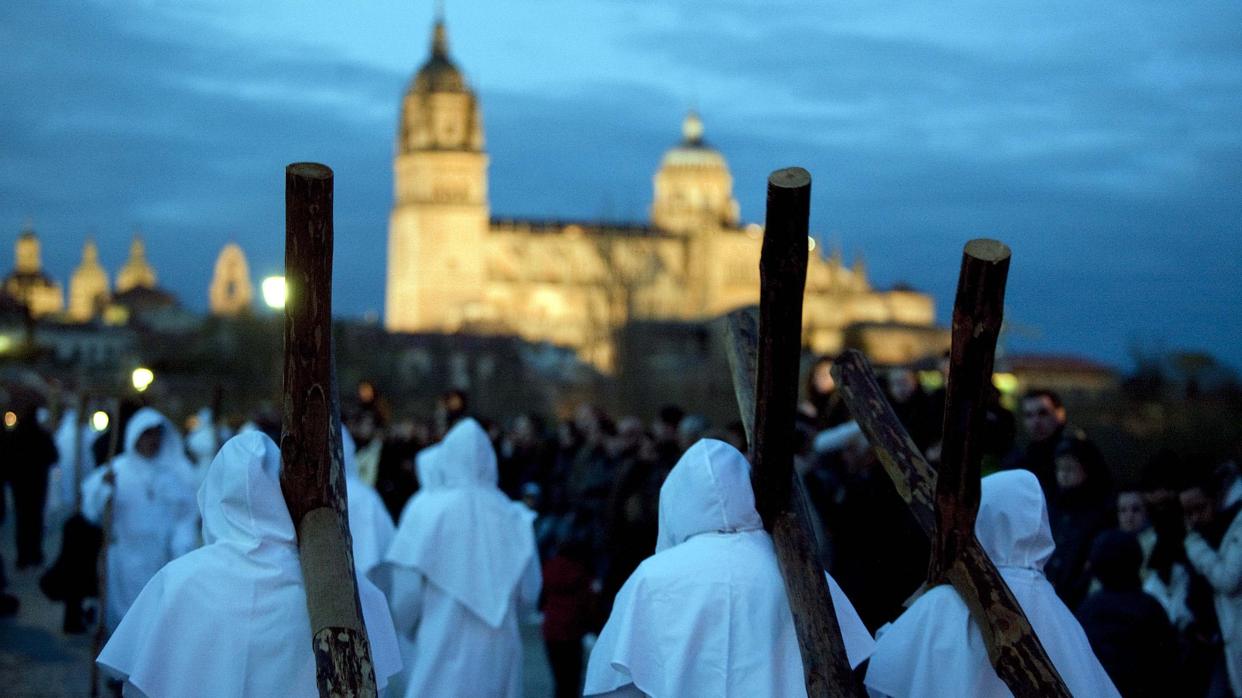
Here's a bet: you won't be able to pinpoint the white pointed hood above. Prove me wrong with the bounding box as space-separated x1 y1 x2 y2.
384 418 537 628
864 470 1119 698
655 438 764 553
198 431 294 550
98 432 401 697
586 439 874 697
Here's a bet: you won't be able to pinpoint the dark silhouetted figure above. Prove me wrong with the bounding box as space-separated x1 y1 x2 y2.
2 406 58 568
1076 530 1176 697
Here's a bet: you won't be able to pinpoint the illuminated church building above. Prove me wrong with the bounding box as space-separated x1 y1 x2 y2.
386 20 940 369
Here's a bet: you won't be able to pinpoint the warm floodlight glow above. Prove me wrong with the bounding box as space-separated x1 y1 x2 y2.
262 276 287 309
92 410 110 432
132 367 155 393
3 411 16 428
992 372 1019 395
0 334 13 353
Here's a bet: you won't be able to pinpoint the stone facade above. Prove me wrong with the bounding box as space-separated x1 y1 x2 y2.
209 243 254 317
386 21 939 370
3 225 64 318
68 239 110 322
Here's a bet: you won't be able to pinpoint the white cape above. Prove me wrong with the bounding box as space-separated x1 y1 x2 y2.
381 418 541 698
341 428 395 575
864 470 1120 698
81 407 200 630
585 438 875 698
97 432 401 697
51 407 96 514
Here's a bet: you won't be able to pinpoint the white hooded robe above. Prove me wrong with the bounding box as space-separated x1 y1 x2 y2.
341 428 396 576
81 407 200 631
96 432 401 697
864 469 1120 698
380 418 541 698
584 438 875 698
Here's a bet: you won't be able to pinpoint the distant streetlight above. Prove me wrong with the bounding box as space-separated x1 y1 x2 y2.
132 367 155 393
262 276 287 309
3 411 16 428
91 410 110 432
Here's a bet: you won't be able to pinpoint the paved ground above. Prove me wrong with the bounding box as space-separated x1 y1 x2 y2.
1 499 556 697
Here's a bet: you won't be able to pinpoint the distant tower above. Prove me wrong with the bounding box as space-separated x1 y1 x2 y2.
3 223 64 317
651 112 740 234
116 234 158 293
68 239 110 322
386 17 489 332
209 243 254 316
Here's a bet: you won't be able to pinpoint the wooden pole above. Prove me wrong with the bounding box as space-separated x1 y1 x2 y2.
721 306 759 449
90 397 124 698
830 239 1071 698
752 168 859 698
927 239 1009 582
280 162 377 697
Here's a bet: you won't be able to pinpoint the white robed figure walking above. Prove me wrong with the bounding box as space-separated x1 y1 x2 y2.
864 469 1120 698
81 407 199 631
380 417 541 698
585 438 875 698
97 431 402 697
341 428 396 575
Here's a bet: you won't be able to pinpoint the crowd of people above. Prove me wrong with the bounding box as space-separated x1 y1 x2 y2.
0 355 1239 696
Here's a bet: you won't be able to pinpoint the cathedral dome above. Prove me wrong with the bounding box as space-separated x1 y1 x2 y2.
660 112 729 170
409 22 466 94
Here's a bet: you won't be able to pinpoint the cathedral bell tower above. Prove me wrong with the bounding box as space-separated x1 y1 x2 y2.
386 18 489 333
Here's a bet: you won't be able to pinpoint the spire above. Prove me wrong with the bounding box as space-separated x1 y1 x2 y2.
68 237 110 322
116 232 158 292
682 110 704 146
431 17 449 59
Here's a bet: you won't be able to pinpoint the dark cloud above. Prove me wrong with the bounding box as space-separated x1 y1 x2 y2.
1 0 1239 369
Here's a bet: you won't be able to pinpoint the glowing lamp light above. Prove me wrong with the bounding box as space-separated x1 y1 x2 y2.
992 372 1020 395
3 411 16 428
262 276 287 309
0 334 13 353
808 236 817 252
91 410 110 432
132 367 155 393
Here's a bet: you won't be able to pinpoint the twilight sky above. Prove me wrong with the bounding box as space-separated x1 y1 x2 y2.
2 0 1240 369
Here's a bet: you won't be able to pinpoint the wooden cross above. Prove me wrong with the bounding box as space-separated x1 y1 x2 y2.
830 240 1071 697
723 168 860 698
280 163 377 697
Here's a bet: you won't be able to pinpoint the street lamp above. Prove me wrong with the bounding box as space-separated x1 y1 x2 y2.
91 410 110 432
132 367 155 393
262 276 287 309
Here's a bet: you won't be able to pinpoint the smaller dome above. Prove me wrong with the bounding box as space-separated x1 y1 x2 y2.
660 111 727 169
410 22 467 94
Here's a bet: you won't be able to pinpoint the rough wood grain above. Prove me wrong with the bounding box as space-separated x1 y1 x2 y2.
752 168 860 698
280 162 376 698
829 241 1071 698
831 351 937 535
928 238 1010 584
721 306 759 448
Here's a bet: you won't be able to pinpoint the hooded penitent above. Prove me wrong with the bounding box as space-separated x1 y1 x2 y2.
584 438 875 698
97 432 401 697
381 418 541 698
81 407 200 630
341 428 395 575
52 407 97 513
864 470 1120 698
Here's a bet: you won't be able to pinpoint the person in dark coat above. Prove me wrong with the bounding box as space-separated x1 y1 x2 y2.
1004 388 1070 501
1046 435 1116 609
541 537 597 698
2 405 58 568
1076 530 1177 697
